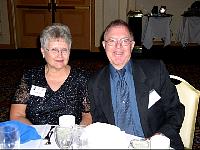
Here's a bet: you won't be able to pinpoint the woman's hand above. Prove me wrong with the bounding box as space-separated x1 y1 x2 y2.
80 112 92 126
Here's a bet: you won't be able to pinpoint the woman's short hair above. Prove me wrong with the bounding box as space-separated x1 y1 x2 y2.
40 23 72 49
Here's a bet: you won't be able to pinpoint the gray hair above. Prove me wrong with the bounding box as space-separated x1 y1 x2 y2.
40 23 72 49
103 19 134 41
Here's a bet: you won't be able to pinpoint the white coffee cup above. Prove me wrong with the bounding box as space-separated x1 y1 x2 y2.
59 115 75 127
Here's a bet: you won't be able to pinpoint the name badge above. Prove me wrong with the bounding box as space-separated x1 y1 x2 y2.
30 85 46 97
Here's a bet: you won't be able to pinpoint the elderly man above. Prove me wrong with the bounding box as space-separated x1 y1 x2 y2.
87 19 185 149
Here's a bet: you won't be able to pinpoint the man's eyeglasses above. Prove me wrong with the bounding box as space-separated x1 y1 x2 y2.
45 48 69 55
105 38 132 46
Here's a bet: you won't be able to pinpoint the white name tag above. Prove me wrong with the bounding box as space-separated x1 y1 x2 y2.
30 85 46 97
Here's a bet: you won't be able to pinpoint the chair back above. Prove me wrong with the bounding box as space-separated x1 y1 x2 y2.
170 75 200 149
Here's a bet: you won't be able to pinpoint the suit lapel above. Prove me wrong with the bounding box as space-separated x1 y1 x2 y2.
132 60 152 136
97 66 115 125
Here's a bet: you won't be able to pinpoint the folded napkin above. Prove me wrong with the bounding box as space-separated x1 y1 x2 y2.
150 134 170 149
84 122 129 149
0 120 41 144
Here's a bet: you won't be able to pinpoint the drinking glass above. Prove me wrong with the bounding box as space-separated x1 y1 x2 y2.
129 138 150 149
54 126 73 149
0 125 20 149
72 125 88 149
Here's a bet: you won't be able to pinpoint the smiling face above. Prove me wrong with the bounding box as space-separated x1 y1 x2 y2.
41 38 70 71
102 25 135 70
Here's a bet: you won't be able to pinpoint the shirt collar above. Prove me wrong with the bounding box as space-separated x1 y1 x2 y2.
109 60 132 79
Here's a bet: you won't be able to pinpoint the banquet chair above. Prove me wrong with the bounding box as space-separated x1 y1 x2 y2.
170 75 200 149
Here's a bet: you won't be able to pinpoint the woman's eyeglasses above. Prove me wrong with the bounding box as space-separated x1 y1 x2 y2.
45 48 69 55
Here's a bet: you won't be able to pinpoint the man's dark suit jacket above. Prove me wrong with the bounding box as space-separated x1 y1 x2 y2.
88 59 185 149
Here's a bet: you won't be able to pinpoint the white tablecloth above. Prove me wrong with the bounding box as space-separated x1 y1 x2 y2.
19 124 139 149
176 16 200 46
142 16 172 49
19 124 172 149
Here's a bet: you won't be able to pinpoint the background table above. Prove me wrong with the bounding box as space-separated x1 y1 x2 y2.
176 16 200 47
142 15 172 49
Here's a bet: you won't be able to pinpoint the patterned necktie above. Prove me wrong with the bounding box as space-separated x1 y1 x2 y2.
115 68 130 129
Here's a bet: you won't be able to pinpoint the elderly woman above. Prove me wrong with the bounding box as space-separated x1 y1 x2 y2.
10 23 92 125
